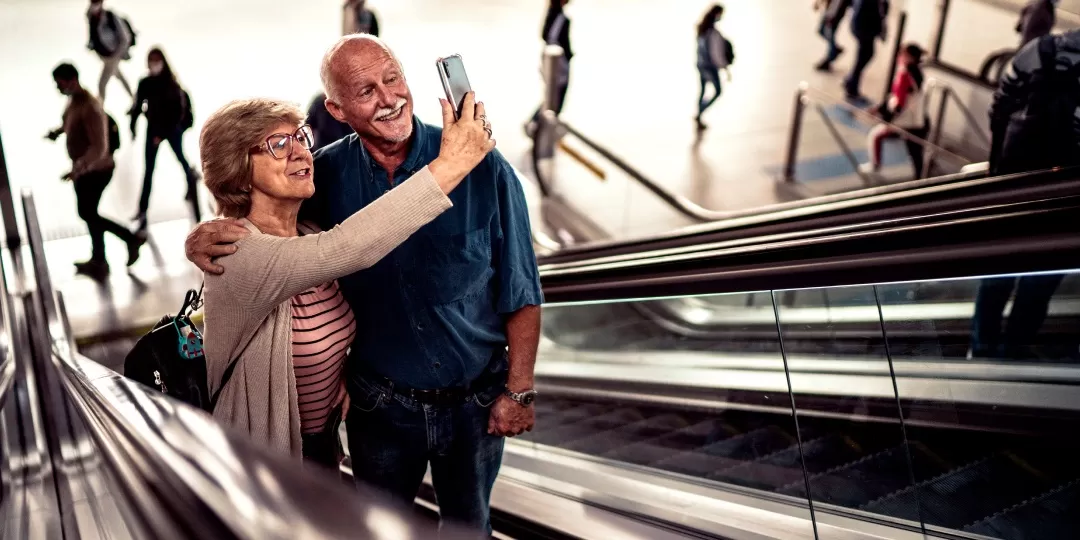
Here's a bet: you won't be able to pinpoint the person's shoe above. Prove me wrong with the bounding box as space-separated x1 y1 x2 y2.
127 234 147 267
814 59 832 72
695 116 707 130
857 163 883 180
74 259 109 280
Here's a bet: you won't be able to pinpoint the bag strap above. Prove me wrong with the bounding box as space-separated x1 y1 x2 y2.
209 356 240 412
178 282 204 318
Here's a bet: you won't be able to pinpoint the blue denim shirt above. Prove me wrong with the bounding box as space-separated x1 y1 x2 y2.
305 117 543 389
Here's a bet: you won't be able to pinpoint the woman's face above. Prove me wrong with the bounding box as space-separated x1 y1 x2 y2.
249 122 315 203
148 54 164 75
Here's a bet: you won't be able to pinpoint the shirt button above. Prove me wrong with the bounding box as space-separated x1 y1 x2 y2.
434 362 442 369
416 323 424 331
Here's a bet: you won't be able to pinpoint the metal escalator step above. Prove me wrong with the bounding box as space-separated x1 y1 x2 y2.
964 478 1080 539
601 419 742 468
654 426 795 480
529 407 649 448
563 414 693 456
779 443 948 508
713 434 865 492
862 453 1056 529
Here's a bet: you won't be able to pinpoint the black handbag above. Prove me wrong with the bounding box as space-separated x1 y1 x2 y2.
124 285 235 412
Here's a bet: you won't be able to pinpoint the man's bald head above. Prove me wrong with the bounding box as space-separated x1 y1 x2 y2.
320 35 415 145
321 35 399 104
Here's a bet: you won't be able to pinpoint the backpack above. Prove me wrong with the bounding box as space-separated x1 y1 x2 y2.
124 286 235 412
1028 36 1080 163
112 12 137 47
721 34 735 67
179 90 194 131
107 113 121 153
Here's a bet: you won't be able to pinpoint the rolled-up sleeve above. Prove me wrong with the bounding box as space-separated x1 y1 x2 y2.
491 154 543 314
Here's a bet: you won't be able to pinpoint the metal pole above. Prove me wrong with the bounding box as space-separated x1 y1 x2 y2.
930 0 950 62
535 44 564 191
0 127 19 248
881 11 908 105
783 83 808 183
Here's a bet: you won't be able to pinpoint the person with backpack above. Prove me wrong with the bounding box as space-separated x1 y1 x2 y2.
129 47 201 233
969 29 1080 360
343 0 380 36
695 4 733 130
1016 0 1058 49
87 0 135 101
45 63 145 280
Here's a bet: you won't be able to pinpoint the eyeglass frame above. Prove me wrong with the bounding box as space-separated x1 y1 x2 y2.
251 125 315 159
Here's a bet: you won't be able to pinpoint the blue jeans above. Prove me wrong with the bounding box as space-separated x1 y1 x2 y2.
970 275 1064 359
818 14 841 63
345 372 506 534
844 34 877 97
697 67 722 118
139 127 199 221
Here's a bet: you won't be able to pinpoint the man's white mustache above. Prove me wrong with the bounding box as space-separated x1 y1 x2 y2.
374 99 407 120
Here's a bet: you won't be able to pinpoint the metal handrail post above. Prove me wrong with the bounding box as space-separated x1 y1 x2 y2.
783 83 808 183
0 127 19 248
881 11 908 104
535 45 564 195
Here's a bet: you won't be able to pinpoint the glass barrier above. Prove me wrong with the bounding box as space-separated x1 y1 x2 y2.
533 270 1080 538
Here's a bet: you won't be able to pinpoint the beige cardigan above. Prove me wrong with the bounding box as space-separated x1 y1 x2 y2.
202 167 452 457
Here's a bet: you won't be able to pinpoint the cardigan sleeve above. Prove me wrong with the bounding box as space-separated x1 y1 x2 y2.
212 166 451 315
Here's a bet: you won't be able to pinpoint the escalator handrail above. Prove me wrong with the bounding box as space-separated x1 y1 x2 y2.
540 192 1080 302
539 116 988 237
537 166 1080 267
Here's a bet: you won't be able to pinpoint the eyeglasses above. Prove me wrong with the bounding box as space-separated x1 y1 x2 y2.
254 125 314 159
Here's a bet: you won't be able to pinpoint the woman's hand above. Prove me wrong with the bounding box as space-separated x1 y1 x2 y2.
428 92 496 194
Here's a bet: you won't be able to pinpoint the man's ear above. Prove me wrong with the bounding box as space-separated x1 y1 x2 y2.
326 98 348 124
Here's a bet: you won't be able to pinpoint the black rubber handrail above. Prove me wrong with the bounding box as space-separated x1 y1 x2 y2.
537 166 1080 267
540 188 1080 303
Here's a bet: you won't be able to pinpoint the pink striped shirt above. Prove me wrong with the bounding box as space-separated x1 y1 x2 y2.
291 280 355 434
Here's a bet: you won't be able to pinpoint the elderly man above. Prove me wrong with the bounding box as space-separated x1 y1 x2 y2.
185 36 542 533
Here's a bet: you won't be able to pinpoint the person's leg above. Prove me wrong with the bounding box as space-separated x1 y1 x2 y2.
345 376 430 507
428 385 505 535
970 277 1017 358
98 56 119 101
905 127 929 178
866 124 892 169
1004 274 1065 358
113 61 134 98
845 35 876 97
697 71 709 119
138 135 161 218
74 170 111 262
166 131 202 222
702 69 723 113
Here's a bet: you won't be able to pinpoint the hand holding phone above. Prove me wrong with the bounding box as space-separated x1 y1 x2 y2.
436 54 473 119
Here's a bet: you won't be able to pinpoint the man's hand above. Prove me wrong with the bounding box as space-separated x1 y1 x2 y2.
61 171 74 181
184 218 250 274
487 395 534 437
45 129 62 142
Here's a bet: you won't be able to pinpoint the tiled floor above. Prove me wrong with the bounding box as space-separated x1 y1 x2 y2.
0 0 1038 339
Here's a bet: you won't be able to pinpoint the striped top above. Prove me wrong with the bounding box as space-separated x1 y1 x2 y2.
291 280 355 434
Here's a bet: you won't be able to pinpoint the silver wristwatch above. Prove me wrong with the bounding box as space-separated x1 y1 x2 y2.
504 388 537 406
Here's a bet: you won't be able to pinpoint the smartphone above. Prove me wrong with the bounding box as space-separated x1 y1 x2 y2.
437 54 473 118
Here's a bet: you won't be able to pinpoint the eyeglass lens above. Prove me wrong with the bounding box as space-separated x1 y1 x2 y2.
266 126 314 158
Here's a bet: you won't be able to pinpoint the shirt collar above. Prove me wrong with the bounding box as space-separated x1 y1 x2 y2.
356 115 428 182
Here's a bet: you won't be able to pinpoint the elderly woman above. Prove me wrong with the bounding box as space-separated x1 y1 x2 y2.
200 95 494 466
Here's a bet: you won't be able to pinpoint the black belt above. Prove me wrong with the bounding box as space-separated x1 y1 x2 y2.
375 372 502 407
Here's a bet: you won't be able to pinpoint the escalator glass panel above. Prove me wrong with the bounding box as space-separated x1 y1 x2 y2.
532 292 814 529
773 285 919 536
877 271 1080 539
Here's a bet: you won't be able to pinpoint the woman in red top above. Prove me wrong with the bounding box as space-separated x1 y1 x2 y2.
860 43 931 178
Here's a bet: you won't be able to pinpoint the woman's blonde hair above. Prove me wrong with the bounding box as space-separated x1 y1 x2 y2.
200 98 305 218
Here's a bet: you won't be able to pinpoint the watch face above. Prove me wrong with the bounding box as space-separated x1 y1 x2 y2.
521 393 535 405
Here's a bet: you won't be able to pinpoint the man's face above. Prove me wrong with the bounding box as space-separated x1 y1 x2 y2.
54 77 76 96
326 49 413 144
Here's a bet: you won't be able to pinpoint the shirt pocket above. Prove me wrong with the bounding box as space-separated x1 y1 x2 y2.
411 226 491 305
